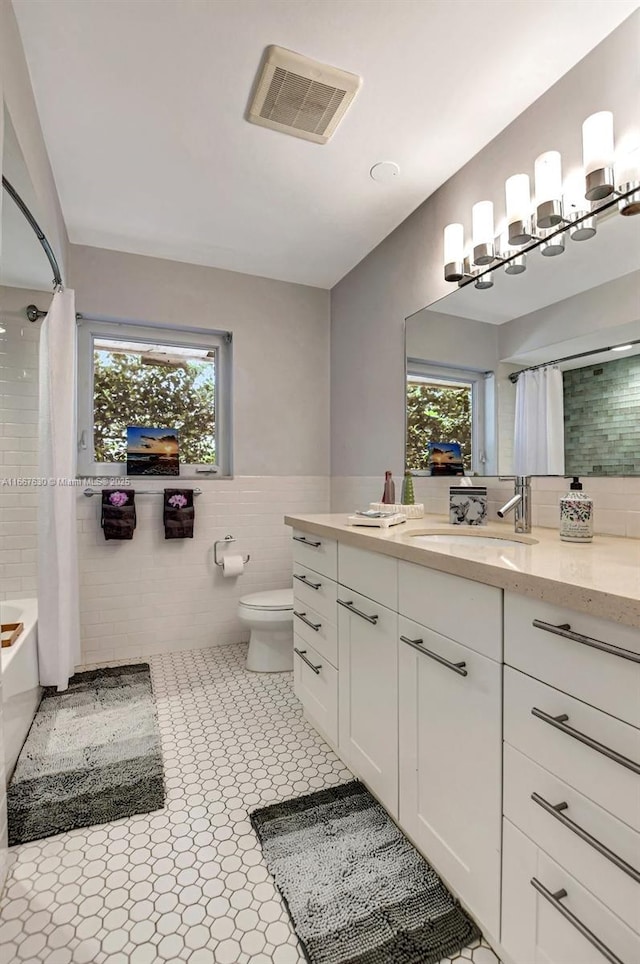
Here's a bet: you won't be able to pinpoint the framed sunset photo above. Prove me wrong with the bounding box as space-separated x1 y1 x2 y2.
126 426 180 476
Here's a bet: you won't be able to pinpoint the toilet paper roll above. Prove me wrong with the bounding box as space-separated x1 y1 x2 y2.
222 553 244 577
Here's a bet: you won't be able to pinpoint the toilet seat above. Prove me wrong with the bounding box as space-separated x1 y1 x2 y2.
239 589 293 611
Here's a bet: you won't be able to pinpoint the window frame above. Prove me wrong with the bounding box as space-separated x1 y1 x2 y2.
405 360 490 475
77 317 232 479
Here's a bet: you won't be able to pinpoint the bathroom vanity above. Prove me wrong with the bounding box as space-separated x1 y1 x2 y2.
287 515 640 964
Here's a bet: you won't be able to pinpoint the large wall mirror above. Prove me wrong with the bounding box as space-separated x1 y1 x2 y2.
405 201 640 477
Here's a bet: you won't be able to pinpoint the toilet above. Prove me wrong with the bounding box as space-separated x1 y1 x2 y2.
238 588 294 672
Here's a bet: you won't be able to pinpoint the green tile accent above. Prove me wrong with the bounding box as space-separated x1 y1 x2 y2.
563 354 640 476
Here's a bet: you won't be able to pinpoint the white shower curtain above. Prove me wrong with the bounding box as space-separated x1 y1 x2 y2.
38 287 81 690
513 365 565 476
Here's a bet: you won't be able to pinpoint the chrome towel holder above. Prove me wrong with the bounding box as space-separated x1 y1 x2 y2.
214 535 250 568
83 487 203 497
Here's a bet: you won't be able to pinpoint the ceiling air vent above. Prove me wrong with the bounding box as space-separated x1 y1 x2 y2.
248 46 362 145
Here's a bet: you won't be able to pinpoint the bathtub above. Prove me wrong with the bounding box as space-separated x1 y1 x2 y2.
1 598 41 781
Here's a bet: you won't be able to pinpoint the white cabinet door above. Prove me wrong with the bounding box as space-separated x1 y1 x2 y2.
502 819 640 964
398 616 502 939
293 636 338 748
338 589 398 817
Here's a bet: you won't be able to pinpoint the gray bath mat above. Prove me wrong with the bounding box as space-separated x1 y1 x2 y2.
250 781 481 964
8 664 165 846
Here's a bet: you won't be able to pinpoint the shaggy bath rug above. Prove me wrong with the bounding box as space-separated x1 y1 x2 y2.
8 664 165 845
250 780 481 964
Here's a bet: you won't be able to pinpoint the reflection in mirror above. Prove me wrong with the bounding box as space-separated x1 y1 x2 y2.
1 108 57 292
406 203 640 477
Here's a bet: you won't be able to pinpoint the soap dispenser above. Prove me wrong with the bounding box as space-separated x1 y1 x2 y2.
560 477 594 543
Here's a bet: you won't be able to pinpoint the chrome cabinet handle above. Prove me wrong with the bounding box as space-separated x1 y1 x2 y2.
337 599 378 625
400 635 468 677
531 792 640 883
293 573 322 590
533 618 640 664
293 535 321 548
294 647 322 675
530 878 624 964
293 611 321 632
531 707 640 775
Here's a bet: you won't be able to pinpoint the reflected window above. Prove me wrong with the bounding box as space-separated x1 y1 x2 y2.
406 363 487 474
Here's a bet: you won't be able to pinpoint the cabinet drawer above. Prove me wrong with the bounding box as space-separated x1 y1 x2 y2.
399 561 502 660
292 562 337 622
504 667 640 831
292 530 337 580
293 636 338 747
505 592 640 727
502 819 640 964
292 600 337 669
504 743 640 932
338 544 398 611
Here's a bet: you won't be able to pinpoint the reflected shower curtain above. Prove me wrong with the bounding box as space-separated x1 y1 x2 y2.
514 366 565 476
38 287 81 690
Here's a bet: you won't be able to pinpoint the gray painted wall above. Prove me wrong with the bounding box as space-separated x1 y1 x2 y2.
330 12 640 476
68 244 330 477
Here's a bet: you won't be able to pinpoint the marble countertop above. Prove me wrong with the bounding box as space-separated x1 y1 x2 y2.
284 513 640 629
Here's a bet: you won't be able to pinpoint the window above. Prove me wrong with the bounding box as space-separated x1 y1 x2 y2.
406 362 490 474
77 319 232 477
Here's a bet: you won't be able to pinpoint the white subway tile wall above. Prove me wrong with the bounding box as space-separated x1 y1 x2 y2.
76 476 329 664
330 476 640 537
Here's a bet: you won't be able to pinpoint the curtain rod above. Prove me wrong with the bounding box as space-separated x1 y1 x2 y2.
2 175 63 287
509 338 640 382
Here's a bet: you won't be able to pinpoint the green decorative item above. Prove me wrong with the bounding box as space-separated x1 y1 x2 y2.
401 471 415 505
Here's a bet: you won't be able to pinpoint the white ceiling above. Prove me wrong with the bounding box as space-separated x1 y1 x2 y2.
12 0 640 288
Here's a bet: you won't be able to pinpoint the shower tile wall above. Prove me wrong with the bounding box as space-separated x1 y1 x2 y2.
0 308 39 601
76 477 329 665
563 355 640 476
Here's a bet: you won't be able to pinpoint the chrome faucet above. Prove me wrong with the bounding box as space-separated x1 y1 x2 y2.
497 476 532 534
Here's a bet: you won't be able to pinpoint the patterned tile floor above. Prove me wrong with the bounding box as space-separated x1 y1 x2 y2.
0 644 501 964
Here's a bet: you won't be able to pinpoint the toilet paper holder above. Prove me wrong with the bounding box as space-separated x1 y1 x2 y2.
214 535 250 568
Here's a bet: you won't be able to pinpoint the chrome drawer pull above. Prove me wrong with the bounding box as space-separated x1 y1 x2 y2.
294 647 322 675
337 599 378 624
293 573 322 590
531 792 640 883
294 611 321 632
532 708 640 775
532 618 640 664
400 635 468 677
530 878 624 964
293 535 321 548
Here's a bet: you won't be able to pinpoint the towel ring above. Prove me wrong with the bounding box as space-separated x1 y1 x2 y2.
214 535 250 568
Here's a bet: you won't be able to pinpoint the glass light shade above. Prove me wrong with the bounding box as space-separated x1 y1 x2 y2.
443 223 464 264
582 111 614 175
535 151 562 204
505 174 531 223
563 170 586 214
617 143 640 186
472 201 494 246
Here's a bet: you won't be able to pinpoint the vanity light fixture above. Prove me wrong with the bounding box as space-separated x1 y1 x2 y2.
535 151 563 228
582 111 615 201
443 223 465 282
442 109 638 288
472 201 495 265
612 344 633 351
617 143 640 216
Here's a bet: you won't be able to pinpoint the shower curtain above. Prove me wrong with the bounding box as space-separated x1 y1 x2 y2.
513 365 565 476
38 287 81 690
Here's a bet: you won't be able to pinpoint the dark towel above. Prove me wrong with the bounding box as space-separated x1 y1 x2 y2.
163 489 195 539
101 489 136 540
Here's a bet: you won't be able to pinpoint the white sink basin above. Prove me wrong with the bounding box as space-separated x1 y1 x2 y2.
408 532 537 549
